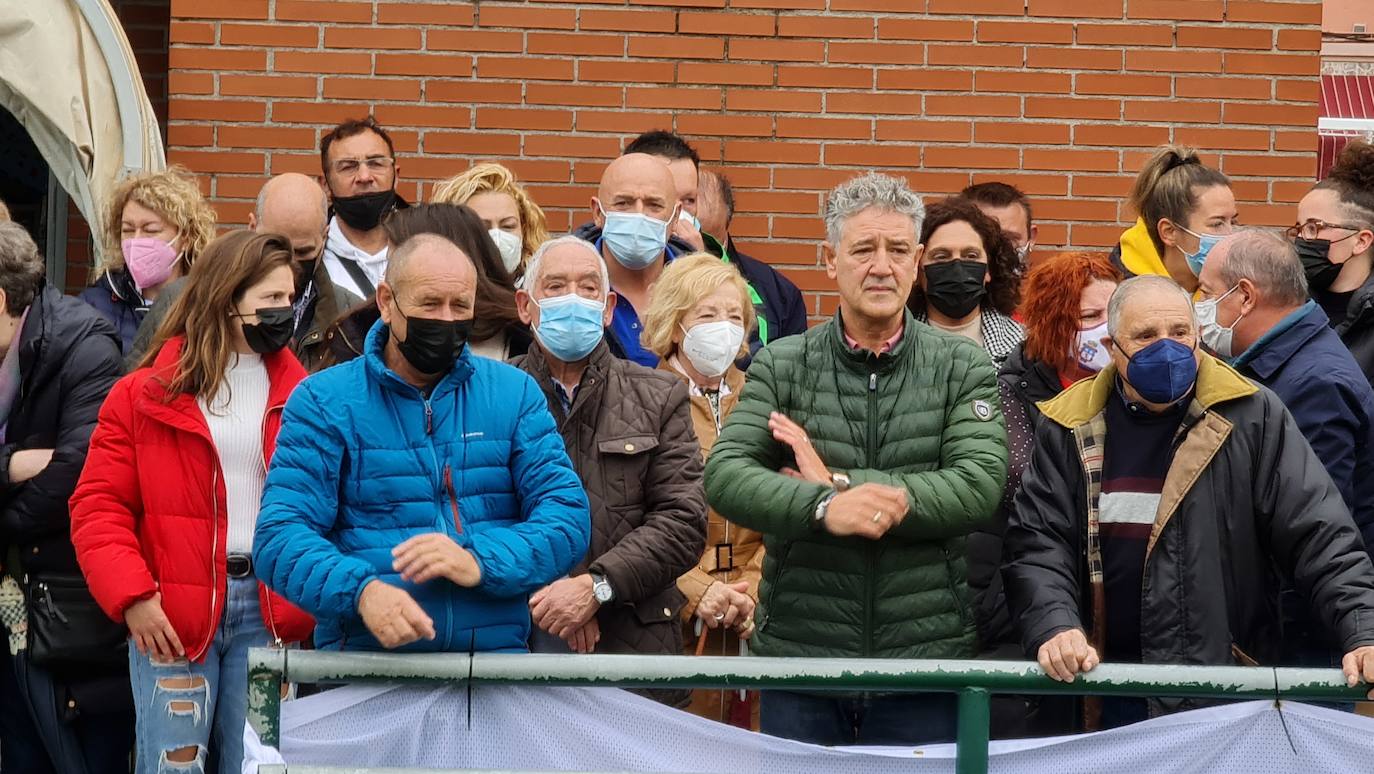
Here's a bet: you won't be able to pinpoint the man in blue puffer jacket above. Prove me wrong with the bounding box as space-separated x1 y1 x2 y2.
254 233 590 652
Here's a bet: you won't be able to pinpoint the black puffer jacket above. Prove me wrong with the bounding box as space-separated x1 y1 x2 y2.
970 344 1063 649
1005 356 1374 717
1334 274 1374 387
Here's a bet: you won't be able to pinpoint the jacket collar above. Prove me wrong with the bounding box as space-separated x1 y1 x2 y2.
362 318 474 400
1001 343 1064 402
1234 302 1323 378
828 307 914 370
1339 273 1374 335
1116 218 1170 279
1038 352 1257 430
138 335 304 436
656 355 745 396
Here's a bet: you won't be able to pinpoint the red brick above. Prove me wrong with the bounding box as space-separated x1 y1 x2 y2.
875 120 973 142
581 9 678 33
729 39 824 62
629 36 725 59
169 99 266 122
271 101 369 125
376 53 473 77
427 81 524 104
724 140 821 164
373 105 472 128
727 89 823 113
1123 100 1220 123
1025 96 1121 120
830 0 924 9
1072 175 1135 198
828 42 923 65
1076 73 1171 97
975 121 1070 145
971 173 1069 196
877 19 975 42
1024 148 1119 172
476 108 574 131
775 117 870 140
1225 1 1321 24
377 3 474 25
1126 50 1223 74
975 71 1072 94
1037 199 1121 222
583 60 674 83
1277 29 1321 53
170 21 216 44
427 30 524 53
219 23 317 47
925 147 1022 170
425 132 522 156
1225 53 1319 77
925 94 1022 117
528 33 624 57
627 86 721 110
928 44 1023 67
773 167 867 190
826 92 922 116
736 191 823 215
215 176 270 200
677 114 774 137
325 27 420 50
1127 0 1223 21
877 69 973 91
1076 23 1173 46
275 1 372 23
1070 225 1122 247
480 5 575 29
1176 77 1271 101
219 126 316 149
1276 79 1319 103
323 77 422 101
576 110 674 133
168 124 214 147
220 75 316 98
928 0 1023 14
167 150 266 174
267 153 330 176
978 21 1074 44
1074 124 1171 147
275 52 370 75
778 65 872 89
1028 0 1124 17
1026 47 1123 71
1174 127 1271 151
172 0 267 20
169 47 266 71
1271 179 1312 201
679 63 774 86
169 72 215 96
1224 102 1318 128
680 11 776 36
527 84 623 108
777 15 873 38
524 135 623 159
1176 26 1271 50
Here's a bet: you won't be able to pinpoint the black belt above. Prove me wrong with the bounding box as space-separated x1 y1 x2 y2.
226 554 254 579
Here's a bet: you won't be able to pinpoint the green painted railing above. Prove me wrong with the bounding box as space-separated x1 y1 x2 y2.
248 649 1367 774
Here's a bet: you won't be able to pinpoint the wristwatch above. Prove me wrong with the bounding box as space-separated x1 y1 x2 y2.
590 573 615 604
813 492 838 525
831 472 852 492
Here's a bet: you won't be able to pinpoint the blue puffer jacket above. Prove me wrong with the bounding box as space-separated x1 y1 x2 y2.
254 320 591 653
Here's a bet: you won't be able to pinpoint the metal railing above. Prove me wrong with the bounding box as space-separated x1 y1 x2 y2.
247 648 1367 774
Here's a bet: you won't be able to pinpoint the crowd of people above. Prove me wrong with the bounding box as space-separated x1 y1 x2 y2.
2 118 1374 772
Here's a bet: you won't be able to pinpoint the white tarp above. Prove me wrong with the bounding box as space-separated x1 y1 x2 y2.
243 684 1374 773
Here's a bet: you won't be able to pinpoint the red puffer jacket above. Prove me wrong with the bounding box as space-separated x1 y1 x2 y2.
70 337 313 662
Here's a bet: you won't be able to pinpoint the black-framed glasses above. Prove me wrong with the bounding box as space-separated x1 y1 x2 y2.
331 156 395 177
1285 219 1365 241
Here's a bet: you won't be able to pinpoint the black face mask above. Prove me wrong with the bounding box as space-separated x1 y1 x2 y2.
1296 237 1343 294
240 306 295 354
332 189 396 232
392 302 472 375
923 259 988 319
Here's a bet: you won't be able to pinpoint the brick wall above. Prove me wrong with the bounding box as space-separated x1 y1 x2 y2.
162 0 1323 319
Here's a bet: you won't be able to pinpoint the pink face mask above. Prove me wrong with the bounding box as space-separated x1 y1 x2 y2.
121 237 179 291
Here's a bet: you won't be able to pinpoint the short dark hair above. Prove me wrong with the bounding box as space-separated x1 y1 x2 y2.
910 197 1022 316
623 129 699 169
320 116 396 176
0 221 45 317
706 171 736 225
960 181 1033 227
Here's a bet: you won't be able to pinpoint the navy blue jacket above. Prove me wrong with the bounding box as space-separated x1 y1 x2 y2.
77 270 146 355
254 320 591 653
1238 303 1374 547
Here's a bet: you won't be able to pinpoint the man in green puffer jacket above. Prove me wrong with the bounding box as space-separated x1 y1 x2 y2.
705 173 1008 747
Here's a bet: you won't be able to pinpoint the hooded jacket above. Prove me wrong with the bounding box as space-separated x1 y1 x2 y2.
704 310 1007 660
1334 274 1374 388
1108 219 1171 282
253 320 590 654
78 269 146 355
1004 355 1374 717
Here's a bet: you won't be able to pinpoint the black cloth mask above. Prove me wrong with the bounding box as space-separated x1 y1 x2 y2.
332 189 397 232
240 306 295 354
923 259 988 319
1296 237 1343 294
392 302 472 375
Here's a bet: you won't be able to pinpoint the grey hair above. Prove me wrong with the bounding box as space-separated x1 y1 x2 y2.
524 235 609 300
1216 229 1308 308
1107 274 1195 339
384 232 469 287
823 172 925 247
0 221 46 316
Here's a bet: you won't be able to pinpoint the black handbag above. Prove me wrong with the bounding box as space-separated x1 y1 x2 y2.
26 572 128 669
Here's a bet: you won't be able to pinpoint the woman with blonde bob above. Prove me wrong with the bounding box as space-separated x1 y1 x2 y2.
431 162 549 281
640 252 763 727
80 166 217 353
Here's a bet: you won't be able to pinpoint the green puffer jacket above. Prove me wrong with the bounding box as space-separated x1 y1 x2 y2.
705 310 1008 659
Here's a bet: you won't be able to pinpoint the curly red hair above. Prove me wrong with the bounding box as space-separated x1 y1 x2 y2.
1021 252 1122 374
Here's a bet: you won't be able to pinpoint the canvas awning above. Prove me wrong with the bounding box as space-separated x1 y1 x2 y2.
1319 74 1374 179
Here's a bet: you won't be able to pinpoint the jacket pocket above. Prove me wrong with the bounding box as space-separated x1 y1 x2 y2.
597 436 658 509
759 540 793 634
942 545 973 631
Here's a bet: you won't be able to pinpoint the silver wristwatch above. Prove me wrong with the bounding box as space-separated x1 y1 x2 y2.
831 472 852 492
591 573 614 604
814 492 838 524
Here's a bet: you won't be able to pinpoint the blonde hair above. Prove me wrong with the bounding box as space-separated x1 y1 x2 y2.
103 165 217 275
641 253 755 360
431 162 549 273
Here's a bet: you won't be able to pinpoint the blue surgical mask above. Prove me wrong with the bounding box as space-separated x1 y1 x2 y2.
1121 338 1198 405
1177 225 1227 277
600 204 672 270
678 209 701 231
535 292 606 362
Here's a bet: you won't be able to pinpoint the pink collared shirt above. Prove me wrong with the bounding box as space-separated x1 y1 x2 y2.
843 322 904 354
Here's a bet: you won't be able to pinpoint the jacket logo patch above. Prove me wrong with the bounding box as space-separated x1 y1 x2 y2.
972 400 993 421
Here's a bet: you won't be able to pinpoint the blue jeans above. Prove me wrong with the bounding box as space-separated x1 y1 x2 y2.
128 578 271 774
760 690 958 746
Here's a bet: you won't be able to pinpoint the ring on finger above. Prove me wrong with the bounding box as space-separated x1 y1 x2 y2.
872 510 884 523
714 613 726 622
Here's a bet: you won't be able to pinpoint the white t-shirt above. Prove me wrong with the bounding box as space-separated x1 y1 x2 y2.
323 216 389 298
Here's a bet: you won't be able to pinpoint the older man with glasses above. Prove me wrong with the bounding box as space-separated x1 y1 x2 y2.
319 116 409 298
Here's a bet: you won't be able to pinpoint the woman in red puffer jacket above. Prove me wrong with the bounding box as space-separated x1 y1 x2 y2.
71 230 312 774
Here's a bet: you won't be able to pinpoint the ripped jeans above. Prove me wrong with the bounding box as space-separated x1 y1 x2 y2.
128 577 271 774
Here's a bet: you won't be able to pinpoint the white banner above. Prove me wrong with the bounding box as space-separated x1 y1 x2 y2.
244 684 1374 773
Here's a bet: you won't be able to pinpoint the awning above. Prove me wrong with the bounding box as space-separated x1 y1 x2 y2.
1319 74 1374 179
0 0 165 266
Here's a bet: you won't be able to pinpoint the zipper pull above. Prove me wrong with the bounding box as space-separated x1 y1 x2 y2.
41 584 68 624
424 401 433 435
869 372 877 392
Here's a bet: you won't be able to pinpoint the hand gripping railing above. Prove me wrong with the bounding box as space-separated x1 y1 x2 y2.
247 648 1368 774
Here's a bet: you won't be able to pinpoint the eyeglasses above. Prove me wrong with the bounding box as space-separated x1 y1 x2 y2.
331 156 395 177
1284 219 1364 241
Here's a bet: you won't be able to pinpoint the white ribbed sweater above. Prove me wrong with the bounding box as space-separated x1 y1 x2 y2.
198 353 269 554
